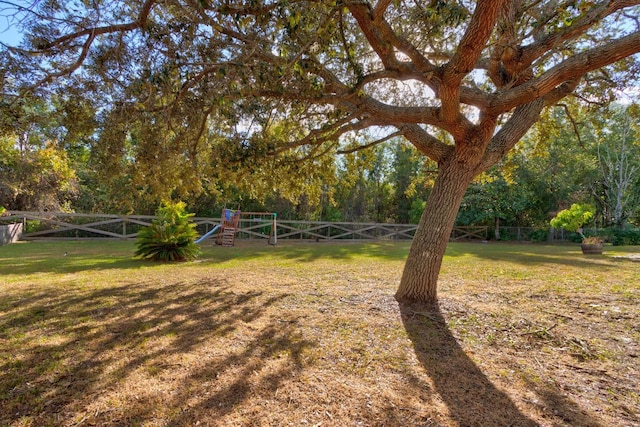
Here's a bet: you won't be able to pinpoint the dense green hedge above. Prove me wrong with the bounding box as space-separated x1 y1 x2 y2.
607 228 640 246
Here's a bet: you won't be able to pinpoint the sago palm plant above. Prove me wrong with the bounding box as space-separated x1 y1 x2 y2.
135 201 200 261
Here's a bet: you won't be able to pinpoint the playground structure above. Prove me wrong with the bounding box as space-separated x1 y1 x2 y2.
195 210 277 246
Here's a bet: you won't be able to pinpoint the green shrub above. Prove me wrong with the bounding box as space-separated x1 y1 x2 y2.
529 229 549 242
498 228 514 241
24 220 44 233
608 228 640 246
135 201 200 262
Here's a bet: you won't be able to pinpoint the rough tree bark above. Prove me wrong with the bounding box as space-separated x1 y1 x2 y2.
396 161 478 302
396 131 491 302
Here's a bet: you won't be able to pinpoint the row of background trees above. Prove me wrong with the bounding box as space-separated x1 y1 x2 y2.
1 96 639 232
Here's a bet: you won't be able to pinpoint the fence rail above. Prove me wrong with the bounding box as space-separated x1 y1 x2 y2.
2 211 492 242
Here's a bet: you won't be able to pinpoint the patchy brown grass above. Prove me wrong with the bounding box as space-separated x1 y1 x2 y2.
0 240 638 426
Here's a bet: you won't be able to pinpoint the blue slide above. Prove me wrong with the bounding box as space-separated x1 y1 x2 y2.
195 225 221 244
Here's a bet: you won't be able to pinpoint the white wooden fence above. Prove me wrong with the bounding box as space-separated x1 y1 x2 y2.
2 211 490 242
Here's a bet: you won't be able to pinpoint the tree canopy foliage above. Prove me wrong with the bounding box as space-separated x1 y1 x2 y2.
550 203 595 233
1 0 639 302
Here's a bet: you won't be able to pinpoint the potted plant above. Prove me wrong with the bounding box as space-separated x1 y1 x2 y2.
550 204 604 255
580 235 605 254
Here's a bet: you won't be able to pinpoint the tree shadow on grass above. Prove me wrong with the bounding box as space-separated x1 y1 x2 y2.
0 249 145 275
0 277 313 426
399 300 609 427
207 240 412 264
444 242 620 271
164 319 312 426
523 379 605 427
399 300 539 427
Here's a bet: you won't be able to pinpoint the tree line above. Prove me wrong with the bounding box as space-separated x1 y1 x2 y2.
2 97 638 232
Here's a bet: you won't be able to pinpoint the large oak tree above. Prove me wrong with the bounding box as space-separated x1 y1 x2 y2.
2 0 639 302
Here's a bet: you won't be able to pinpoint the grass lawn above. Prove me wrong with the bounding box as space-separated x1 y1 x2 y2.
1 240 639 426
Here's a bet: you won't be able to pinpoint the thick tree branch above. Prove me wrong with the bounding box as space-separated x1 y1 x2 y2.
520 0 640 70
483 98 546 168
542 78 581 107
445 0 507 83
397 124 453 164
489 31 640 114
487 0 640 88
369 7 438 77
347 1 399 69
440 0 506 132
360 99 438 125
345 12 448 101
373 0 393 20
483 76 580 168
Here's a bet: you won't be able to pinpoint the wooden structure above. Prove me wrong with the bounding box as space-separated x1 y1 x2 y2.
449 226 489 241
3 211 493 242
215 209 241 247
271 220 419 241
239 212 278 245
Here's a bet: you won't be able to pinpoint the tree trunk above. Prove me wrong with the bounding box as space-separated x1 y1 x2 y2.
396 162 477 303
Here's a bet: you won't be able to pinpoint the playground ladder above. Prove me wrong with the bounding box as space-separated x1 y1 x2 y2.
218 226 237 247
215 209 241 247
